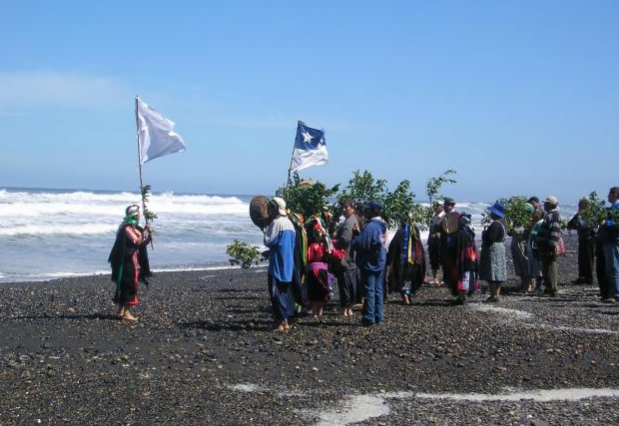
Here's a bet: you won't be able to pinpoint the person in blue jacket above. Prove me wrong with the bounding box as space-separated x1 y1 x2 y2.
353 200 388 326
263 197 296 332
600 187 619 303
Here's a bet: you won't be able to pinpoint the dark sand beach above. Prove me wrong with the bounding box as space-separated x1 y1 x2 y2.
2 238 619 425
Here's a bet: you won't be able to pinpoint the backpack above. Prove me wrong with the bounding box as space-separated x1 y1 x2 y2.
556 232 566 257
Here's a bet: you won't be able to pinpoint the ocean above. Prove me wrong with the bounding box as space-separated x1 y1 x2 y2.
0 187 577 283
0 187 263 283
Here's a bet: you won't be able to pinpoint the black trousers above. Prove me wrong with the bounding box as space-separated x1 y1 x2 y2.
577 239 595 282
596 242 609 298
336 267 358 308
428 237 442 272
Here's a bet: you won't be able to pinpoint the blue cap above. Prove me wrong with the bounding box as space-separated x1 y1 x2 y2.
367 200 384 212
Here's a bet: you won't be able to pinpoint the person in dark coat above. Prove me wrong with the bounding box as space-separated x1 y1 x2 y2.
600 187 619 303
441 209 478 305
480 202 507 302
353 201 388 326
288 212 308 311
567 198 596 285
333 199 359 317
387 213 426 304
440 199 475 304
536 196 562 297
428 203 445 285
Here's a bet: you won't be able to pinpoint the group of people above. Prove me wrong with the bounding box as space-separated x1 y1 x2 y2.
261 197 372 331
259 194 518 331
568 187 619 304
107 186 619 329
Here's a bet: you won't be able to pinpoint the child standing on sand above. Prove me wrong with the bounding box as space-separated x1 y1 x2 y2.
306 221 331 318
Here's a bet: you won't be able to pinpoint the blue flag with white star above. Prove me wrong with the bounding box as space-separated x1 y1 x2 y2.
290 121 328 172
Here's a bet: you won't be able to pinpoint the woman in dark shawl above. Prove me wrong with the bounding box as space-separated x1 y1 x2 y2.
289 212 308 312
387 213 426 304
441 213 478 304
108 205 152 321
427 203 445 285
480 202 507 302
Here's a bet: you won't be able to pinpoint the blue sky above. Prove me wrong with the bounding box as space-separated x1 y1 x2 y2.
0 0 617 203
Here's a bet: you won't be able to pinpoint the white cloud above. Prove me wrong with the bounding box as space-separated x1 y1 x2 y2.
0 71 129 110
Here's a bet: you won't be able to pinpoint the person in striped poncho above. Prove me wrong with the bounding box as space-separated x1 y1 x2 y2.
537 196 563 297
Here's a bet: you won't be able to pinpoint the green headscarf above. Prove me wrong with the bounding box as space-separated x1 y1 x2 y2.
120 205 140 228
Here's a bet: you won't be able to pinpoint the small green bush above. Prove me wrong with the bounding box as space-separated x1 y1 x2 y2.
226 240 262 269
580 191 608 228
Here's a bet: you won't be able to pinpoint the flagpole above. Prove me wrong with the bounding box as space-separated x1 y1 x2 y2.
286 147 295 189
135 96 147 222
286 120 304 187
136 96 153 249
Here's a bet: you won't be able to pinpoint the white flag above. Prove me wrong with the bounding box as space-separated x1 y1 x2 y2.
290 122 328 173
136 97 186 165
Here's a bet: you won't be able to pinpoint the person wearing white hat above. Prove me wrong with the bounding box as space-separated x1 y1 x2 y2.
263 197 296 332
536 196 562 297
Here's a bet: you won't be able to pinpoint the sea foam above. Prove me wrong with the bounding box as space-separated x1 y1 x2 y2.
0 187 578 283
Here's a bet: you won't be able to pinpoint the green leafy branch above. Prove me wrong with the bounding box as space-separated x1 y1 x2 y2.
274 169 458 231
338 170 388 205
384 180 420 228
141 184 158 222
226 240 262 269
481 196 531 232
426 169 457 203
420 170 458 230
580 191 608 229
276 173 340 219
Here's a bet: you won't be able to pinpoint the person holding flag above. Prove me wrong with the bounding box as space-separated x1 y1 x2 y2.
108 205 153 321
107 97 185 320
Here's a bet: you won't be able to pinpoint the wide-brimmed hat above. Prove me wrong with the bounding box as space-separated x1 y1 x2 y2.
487 201 506 219
271 197 287 216
544 196 558 206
